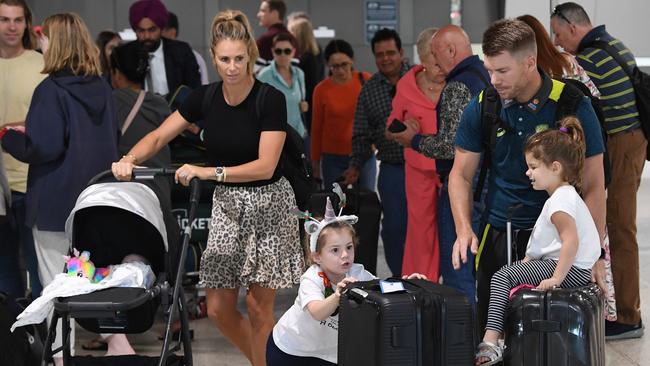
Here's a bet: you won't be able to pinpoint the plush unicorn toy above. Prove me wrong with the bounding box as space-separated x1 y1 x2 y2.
63 249 111 283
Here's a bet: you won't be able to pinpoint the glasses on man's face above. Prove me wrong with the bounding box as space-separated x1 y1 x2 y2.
552 6 572 25
273 48 293 56
328 62 351 71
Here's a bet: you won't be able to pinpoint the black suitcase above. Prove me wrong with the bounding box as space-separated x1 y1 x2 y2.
338 279 476 366
504 283 605 366
308 187 381 274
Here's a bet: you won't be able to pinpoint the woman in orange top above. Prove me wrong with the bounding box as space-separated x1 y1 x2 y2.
311 39 375 190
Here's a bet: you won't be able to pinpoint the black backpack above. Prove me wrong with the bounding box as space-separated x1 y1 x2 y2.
0 293 45 366
201 82 316 209
474 80 611 201
589 40 650 160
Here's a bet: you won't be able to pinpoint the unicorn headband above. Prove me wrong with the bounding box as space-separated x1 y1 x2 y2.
289 183 358 253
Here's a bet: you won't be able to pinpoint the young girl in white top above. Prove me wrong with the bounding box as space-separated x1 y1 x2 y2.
268 188 424 365
475 116 601 365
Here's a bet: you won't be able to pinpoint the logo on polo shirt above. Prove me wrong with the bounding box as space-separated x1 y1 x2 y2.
535 124 550 133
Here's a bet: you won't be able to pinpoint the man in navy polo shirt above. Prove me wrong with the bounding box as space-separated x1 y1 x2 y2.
449 19 607 331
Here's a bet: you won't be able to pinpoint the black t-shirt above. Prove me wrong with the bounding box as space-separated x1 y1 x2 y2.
178 80 287 187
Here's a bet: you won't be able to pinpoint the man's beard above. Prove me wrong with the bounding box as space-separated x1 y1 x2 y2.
140 38 161 52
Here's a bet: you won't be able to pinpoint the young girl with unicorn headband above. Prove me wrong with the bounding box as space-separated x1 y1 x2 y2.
266 184 425 365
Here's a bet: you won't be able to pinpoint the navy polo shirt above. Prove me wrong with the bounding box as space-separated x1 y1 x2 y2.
455 72 605 229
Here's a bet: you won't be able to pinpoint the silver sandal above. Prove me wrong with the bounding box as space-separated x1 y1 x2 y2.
475 341 504 366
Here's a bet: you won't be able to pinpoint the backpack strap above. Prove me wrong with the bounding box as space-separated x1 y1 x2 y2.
255 82 271 120
474 86 508 202
201 82 220 118
589 40 634 77
554 80 583 123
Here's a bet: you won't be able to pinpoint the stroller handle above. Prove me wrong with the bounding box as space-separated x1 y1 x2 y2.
88 168 177 185
88 168 200 202
132 167 177 180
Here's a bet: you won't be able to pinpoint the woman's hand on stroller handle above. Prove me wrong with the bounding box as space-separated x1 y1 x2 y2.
175 164 204 186
112 160 137 181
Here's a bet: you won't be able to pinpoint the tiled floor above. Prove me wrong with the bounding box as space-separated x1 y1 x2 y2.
75 175 650 365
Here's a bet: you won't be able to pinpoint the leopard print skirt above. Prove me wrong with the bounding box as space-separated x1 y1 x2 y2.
199 177 305 289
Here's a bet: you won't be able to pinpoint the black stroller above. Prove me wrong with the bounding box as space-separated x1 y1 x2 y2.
43 168 199 366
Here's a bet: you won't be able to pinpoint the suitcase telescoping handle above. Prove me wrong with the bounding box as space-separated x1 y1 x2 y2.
506 203 524 266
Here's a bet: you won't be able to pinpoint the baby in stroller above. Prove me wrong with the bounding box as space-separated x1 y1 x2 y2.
12 171 191 366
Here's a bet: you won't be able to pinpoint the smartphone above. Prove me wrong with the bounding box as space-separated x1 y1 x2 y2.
388 118 407 133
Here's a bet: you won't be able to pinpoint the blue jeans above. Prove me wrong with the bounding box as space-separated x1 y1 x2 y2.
0 191 42 298
438 177 477 306
321 153 376 191
377 163 408 276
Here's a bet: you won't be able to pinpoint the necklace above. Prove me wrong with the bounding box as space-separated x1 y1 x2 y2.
425 79 439 92
420 73 438 92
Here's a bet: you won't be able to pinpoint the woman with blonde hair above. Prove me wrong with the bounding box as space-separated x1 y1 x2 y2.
386 27 445 281
288 17 324 134
0 12 119 364
111 9 304 365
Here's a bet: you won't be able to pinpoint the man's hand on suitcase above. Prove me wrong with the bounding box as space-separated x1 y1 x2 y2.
591 259 608 296
452 229 478 270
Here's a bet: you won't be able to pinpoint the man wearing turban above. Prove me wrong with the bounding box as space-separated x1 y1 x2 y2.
125 0 200 98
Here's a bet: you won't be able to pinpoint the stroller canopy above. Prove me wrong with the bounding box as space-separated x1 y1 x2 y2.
65 182 170 274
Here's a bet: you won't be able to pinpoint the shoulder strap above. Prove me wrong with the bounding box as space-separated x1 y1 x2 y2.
121 90 146 135
358 72 367 86
255 82 271 120
555 81 583 123
589 40 634 77
480 86 504 149
201 82 220 119
474 86 504 202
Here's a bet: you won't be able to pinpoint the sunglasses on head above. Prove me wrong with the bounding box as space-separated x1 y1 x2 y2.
273 48 293 56
552 6 572 25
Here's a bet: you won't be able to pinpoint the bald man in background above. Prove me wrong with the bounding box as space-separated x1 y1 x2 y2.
391 25 490 305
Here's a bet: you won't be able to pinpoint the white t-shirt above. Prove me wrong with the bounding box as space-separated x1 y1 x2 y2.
273 263 375 363
525 185 600 269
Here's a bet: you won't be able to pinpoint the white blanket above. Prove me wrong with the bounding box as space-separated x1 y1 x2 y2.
11 261 155 332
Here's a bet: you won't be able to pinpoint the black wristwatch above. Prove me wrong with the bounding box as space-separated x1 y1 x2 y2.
599 247 606 260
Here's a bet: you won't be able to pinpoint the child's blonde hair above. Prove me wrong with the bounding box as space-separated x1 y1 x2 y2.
524 116 586 191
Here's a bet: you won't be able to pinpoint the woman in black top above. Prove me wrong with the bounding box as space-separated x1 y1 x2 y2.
112 10 304 365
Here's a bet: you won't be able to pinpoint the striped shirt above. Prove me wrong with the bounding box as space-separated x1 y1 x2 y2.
576 25 640 135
